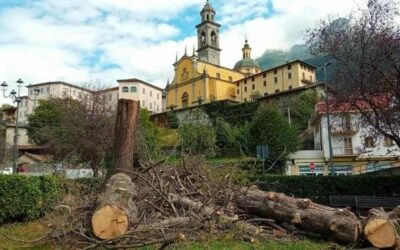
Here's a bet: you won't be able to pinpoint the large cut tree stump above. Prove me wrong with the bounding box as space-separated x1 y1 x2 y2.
364 208 398 249
235 187 361 244
92 100 140 240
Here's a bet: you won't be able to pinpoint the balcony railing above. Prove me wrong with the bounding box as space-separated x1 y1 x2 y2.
331 121 359 135
332 147 359 156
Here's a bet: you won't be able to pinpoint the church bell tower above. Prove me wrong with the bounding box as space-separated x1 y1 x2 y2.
196 0 221 65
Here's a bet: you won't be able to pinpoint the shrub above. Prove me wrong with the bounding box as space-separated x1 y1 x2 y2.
255 175 400 204
0 175 63 224
178 122 216 156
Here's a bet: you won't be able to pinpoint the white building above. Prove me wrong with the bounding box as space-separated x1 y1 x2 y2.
288 102 400 176
117 78 163 113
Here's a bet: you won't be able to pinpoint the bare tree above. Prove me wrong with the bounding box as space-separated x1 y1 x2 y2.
307 0 400 147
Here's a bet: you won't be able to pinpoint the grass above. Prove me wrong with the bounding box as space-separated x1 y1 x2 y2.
0 221 53 250
0 221 339 250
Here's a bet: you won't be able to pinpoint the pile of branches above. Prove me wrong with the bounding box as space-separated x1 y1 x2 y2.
46 156 300 249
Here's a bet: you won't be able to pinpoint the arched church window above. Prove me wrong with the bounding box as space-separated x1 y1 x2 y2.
211 31 217 46
201 31 206 46
181 92 189 108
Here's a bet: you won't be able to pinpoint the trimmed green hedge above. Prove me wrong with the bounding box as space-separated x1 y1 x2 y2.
0 175 63 224
256 175 400 204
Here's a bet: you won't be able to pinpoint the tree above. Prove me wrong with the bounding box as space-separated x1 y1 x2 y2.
167 111 179 129
290 90 320 131
136 109 161 159
28 95 115 176
250 105 299 173
307 0 400 147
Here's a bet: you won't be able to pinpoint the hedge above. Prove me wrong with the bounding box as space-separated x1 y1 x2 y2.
256 175 400 204
0 175 63 224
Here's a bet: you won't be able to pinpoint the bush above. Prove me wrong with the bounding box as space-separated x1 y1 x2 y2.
0 175 63 224
255 175 400 204
178 122 216 156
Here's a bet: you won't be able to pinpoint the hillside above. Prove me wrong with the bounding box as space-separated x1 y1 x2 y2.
256 44 328 81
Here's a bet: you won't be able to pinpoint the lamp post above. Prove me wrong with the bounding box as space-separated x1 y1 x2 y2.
1 79 24 173
1 80 40 174
322 62 335 175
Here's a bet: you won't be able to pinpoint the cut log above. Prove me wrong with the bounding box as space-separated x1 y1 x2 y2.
92 173 138 240
364 208 397 249
92 100 140 240
235 187 361 244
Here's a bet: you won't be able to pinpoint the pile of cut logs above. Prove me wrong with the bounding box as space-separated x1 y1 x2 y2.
87 100 400 249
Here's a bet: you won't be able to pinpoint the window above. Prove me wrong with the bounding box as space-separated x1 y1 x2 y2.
288 65 292 70
122 87 129 92
302 73 305 80
288 73 292 79
244 98 247 102
310 75 313 81
244 86 247 92
109 94 112 101
47 87 50 93
384 136 394 147
73 90 76 95
274 70 277 74
30 90 33 95
157 93 159 99
103 95 106 101
216 73 221 79
289 86 293 90
142 88 145 94
229 76 233 82
236 82 240 87
264 92 268 96
263 73 267 78
142 100 145 107
252 84 255 90
365 137 375 148
244 80 247 84
263 81 267 86
251 77 255 82
237 89 240 95
274 77 278 83
130 86 137 93
150 91 152 97
275 89 280 93
149 102 152 109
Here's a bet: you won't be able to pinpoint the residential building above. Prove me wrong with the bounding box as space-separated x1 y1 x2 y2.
288 101 400 176
117 78 163 113
235 60 316 103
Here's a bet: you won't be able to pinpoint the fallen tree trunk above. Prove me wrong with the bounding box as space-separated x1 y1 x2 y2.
92 100 140 240
364 208 398 249
235 187 361 244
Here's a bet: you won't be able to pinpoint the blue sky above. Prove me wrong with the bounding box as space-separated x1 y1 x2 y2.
0 0 363 104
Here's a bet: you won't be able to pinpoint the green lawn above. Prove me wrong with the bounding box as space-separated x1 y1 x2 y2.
0 221 339 250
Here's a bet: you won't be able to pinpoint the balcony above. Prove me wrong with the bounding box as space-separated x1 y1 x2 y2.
331 121 359 135
332 147 359 156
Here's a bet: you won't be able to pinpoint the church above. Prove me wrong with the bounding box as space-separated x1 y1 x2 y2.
166 0 316 111
165 0 261 110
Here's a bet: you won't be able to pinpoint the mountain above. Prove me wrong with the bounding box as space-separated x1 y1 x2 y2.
256 44 328 81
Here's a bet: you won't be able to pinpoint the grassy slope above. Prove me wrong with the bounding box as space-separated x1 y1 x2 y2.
0 222 53 249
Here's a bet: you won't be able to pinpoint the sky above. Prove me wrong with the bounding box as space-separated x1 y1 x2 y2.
0 0 366 104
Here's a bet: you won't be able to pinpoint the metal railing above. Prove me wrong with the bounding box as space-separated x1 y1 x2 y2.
331 121 359 134
332 147 358 156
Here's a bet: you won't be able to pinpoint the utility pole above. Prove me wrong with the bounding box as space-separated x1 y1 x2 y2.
323 63 335 175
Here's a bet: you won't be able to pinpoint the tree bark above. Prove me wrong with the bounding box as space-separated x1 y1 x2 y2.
235 187 361 244
92 100 140 240
111 99 140 175
363 208 398 249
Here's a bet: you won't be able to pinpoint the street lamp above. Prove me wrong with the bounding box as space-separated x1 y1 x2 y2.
1 79 24 173
321 62 335 175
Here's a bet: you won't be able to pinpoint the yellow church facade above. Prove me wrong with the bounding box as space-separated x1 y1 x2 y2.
166 54 244 110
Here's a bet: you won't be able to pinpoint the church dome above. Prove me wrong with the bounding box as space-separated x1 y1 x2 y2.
234 58 261 70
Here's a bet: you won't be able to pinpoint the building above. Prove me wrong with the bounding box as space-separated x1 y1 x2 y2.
235 60 317 103
288 101 400 176
166 1 245 111
166 1 318 111
117 78 163 113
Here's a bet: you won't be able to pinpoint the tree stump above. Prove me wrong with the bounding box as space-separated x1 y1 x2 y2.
235 187 361 244
364 208 398 249
92 100 140 240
